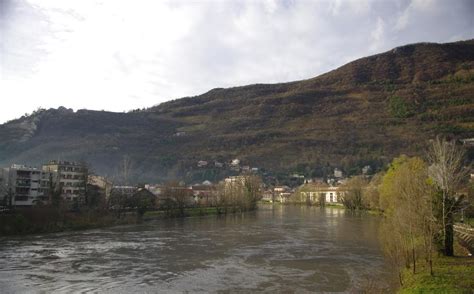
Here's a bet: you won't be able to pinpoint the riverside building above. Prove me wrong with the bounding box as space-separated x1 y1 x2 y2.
0 164 51 206
42 160 88 202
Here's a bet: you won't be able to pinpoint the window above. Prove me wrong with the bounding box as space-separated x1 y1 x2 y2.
16 179 30 186
15 187 29 194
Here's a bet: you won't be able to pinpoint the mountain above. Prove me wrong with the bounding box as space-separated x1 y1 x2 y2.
1 39 473 183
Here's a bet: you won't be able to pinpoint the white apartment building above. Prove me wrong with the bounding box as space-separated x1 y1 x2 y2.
42 160 87 201
0 165 51 206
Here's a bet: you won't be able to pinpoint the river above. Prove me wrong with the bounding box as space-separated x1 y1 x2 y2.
0 205 396 293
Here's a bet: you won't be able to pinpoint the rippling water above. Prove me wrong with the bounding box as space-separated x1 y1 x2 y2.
0 205 396 293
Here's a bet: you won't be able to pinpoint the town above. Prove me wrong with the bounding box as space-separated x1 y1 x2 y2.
0 159 356 211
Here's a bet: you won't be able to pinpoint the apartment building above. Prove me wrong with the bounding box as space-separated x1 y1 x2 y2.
0 165 51 206
42 160 88 201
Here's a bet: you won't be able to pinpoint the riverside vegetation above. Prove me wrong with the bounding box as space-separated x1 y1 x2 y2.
337 137 474 293
0 175 262 236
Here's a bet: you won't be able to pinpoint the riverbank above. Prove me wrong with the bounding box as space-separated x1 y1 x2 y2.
143 207 221 220
258 201 345 209
398 239 474 293
0 209 137 236
0 206 250 236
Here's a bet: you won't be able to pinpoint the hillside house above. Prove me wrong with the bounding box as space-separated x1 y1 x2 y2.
197 160 208 167
231 159 240 166
334 168 343 178
362 165 372 175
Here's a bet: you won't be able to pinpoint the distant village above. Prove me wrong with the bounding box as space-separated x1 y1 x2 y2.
0 157 376 209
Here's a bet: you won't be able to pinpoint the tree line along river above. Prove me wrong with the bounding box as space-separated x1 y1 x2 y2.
0 205 397 293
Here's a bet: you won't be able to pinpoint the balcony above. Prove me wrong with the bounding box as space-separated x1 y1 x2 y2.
14 196 29 202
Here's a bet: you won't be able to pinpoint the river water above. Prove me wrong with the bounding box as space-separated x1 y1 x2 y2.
0 205 396 293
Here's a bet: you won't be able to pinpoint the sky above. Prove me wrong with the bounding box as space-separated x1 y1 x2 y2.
0 0 473 124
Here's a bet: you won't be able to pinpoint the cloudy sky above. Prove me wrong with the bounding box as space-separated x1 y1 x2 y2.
0 0 473 123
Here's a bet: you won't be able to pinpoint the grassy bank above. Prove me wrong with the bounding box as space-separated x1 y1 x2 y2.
399 240 474 293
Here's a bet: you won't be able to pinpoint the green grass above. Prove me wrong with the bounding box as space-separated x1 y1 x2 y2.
399 241 474 293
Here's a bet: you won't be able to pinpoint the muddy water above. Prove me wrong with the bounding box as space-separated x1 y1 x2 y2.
0 205 396 293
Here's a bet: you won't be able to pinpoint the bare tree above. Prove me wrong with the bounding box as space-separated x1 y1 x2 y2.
242 174 262 211
427 137 468 256
162 181 191 216
108 188 128 219
216 174 262 214
118 155 133 185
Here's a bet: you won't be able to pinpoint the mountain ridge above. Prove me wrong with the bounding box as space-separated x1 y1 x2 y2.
1 39 473 183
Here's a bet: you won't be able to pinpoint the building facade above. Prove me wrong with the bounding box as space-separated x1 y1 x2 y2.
0 165 51 206
296 183 345 205
42 161 88 201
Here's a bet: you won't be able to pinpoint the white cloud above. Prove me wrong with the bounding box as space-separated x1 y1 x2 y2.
395 0 436 31
370 17 385 52
0 0 473 123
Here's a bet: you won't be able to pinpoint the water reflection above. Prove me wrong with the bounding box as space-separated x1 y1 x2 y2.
0 205 395 293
